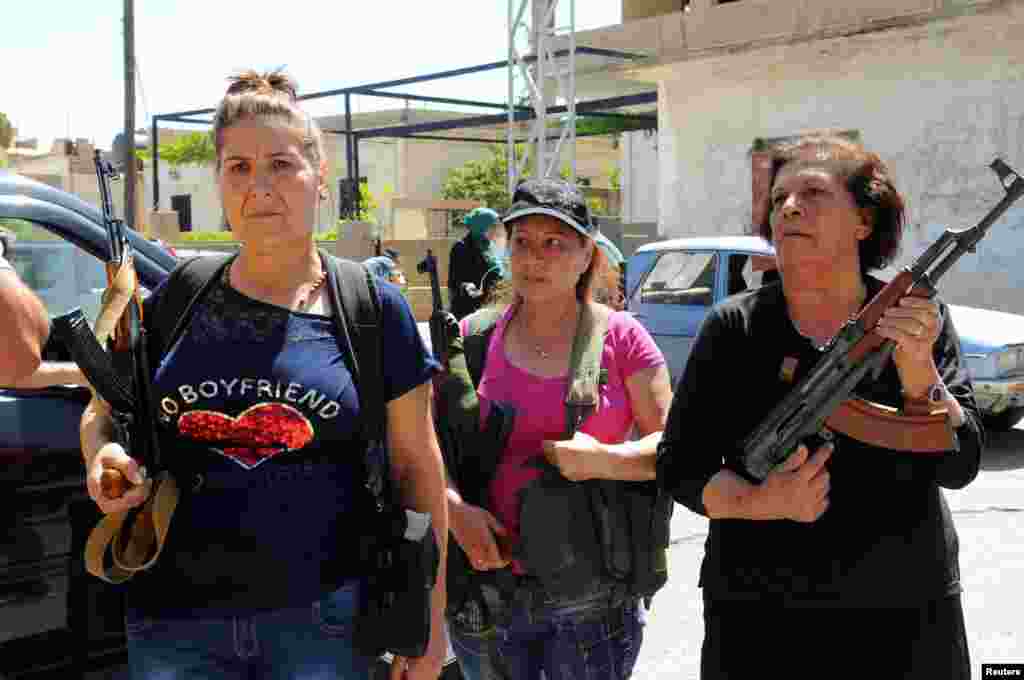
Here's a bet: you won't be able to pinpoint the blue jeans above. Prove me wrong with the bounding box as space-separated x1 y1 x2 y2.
449 585 645 680
125 580 375 679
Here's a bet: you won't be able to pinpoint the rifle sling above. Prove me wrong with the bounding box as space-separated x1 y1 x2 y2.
85 472 179 584
564 303 609 438
825 397 957 454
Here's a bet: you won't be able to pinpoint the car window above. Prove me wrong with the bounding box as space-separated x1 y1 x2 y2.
3 219 148 327
726 253 776 294
636 251 717 307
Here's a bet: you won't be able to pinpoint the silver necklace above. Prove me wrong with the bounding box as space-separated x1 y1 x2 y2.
518 303 577 359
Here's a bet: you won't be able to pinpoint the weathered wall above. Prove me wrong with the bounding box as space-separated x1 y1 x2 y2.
651 1 1024 314
621 130 659 223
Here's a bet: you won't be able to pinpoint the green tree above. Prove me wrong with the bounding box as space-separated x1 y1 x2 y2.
0 113 13 151
137 131 216 167
441 145 514 214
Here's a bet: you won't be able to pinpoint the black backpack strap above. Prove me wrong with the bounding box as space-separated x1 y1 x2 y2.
461 306 504 388
322 250 384 445
147 253 234 368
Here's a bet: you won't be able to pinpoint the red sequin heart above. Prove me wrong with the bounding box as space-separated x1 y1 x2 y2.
178 403 315 469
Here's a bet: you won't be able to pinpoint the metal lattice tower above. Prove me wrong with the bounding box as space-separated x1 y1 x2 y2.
507 0 576 194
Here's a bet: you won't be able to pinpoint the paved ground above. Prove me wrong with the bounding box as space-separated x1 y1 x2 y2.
634 424 1024 680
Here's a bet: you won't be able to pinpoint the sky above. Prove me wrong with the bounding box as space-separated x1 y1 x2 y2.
3 0 621 151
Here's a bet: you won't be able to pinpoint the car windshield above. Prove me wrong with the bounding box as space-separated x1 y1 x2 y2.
3 219 148 327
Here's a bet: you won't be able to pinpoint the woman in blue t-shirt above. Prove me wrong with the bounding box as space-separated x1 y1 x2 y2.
79 69 449 680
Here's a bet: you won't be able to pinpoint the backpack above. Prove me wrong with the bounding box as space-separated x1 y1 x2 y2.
144 248 436 658
442 303 672 608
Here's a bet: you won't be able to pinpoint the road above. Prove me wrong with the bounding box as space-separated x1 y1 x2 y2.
634 423 1024 680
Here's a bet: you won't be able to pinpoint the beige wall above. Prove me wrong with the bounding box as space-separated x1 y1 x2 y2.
645 0 1024 314
623 0 684 22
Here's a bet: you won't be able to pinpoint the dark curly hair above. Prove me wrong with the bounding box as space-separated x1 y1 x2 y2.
755 134 905 272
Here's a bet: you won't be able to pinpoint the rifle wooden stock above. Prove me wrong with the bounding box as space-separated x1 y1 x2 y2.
825 397 955 454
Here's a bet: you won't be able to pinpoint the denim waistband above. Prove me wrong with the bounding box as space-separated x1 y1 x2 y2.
479 572 630 614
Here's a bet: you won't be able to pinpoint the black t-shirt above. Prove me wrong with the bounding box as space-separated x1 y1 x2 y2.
658 277 985 607
129 274 438 616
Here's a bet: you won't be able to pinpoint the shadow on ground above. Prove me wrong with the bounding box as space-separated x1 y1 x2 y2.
980 426 1024 471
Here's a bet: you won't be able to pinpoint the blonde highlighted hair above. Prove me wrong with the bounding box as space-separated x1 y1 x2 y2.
212 68 325 170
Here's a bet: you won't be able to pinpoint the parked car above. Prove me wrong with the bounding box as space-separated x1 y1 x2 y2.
0 172 460 679
625 235 1024 431
0 172 176 677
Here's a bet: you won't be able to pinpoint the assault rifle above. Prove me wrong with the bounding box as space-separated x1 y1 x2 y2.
54 151 161 496
417 248 450 367
51 151 176 583
742 158 1024 480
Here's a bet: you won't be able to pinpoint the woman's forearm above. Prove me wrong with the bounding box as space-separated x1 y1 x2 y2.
600 431 662 481
80 396 114 467
701 469 775 520
8 361 87 389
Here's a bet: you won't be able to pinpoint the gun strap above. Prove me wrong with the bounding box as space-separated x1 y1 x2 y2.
564 302 610 438
84 471 179 584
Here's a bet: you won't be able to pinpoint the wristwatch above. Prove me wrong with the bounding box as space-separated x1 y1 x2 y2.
925 382 949 404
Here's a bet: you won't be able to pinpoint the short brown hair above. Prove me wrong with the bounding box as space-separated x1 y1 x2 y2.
212 68 325 171
755 134 904 272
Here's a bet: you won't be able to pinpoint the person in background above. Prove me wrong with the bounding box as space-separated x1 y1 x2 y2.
79 69 449 680
0 227 50 384
447 208 506 320
593 231 625 310
656 134 983 679
363 248 408 292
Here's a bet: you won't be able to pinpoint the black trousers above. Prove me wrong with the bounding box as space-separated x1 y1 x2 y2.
701 593 970 680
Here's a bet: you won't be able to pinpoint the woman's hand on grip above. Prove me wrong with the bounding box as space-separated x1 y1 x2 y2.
448 498 510 571
85 441 151 514
759 443 832 522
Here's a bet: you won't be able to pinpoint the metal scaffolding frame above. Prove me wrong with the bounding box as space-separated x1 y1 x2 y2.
149 46 653 215
508 0 576 192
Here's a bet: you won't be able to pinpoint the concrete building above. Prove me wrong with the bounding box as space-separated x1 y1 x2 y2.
578 0 1024 315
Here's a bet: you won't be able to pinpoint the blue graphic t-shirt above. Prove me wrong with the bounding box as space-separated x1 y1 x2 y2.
131 271 438 616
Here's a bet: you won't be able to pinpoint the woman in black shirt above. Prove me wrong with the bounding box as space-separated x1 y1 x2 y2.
657 134 984 679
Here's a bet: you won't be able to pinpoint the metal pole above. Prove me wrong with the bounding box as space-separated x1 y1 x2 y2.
508 0 517 195
152 117 160 211
353 133 362 219
123 0 137 230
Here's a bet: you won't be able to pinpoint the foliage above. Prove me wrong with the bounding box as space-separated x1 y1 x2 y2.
441 145 514 215
572 115 652 138
0 113 13 151
177 230 237 242
607 164 621 191
587 195 608 216
0 218 54 240
174 228 335 243
137 131 216 167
